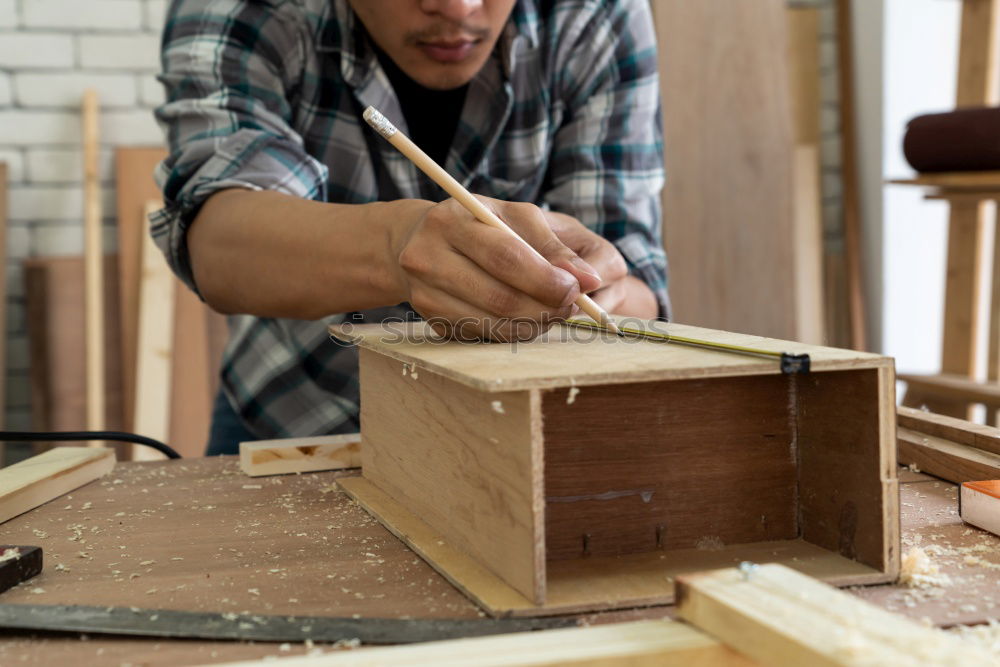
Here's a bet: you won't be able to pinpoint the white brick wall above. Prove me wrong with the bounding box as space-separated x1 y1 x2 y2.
23 1 143 31
0 0 169 437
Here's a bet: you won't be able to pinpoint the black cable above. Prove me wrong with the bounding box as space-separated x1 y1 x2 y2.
0 431 182 460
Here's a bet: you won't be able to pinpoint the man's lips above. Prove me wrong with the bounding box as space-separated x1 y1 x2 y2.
418 39 478 63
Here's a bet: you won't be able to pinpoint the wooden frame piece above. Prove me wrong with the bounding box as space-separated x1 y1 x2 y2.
334 321 898 616
0 447 115 524
213 619 753 667
676 564 994 666
239 434 361 477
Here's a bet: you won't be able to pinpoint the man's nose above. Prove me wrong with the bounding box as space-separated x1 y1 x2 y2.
419 0 484 22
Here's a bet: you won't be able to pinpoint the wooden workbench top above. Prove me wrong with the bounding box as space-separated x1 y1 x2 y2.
0 459 997 665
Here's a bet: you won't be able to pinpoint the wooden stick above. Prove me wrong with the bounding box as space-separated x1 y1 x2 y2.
239 434 361 477
82 89 105 443
362 106 620 336
211 619 750 667
676 563 995 665
0 447 115 524
836 0 867 352
897 405 1000 456
897 426 1000 484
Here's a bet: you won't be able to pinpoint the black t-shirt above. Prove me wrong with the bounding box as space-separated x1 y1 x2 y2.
373 45 469 167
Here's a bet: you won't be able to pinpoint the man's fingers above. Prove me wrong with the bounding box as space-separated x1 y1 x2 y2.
482 200 604 294
409 246 576 321
410 285 557 342
444 222 583 309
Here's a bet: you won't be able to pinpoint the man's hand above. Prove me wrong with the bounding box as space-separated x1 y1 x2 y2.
391 197 608 341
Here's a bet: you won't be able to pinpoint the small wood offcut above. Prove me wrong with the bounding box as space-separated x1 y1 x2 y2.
331 319 900 616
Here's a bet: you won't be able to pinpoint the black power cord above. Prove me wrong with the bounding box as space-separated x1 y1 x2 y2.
0 431 182 460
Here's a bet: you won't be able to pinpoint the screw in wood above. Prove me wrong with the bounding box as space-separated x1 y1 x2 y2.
655 524 666 549
582 533 591 557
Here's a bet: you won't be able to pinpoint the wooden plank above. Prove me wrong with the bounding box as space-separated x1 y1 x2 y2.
131 201 175 459
786 7 821 146
961 480 1000 536
239 434 361 477
331 321 891 394
541 375 797 560
837 0 867 351
0 447 115 524
791 145 825 345
936 201 987 418
339 476 890 617
798 367 899 575
897 405 1000 456
214 620 754 667
956 0 999 108
359 348 545 605
897 426 1000 483
676 563 994 666
168 286 219 457
24 257 125 448
890 171 1000 188
900 372 1000 409
0 162 6 464
82 89 105 440
652 0 799 340
115 147 168 432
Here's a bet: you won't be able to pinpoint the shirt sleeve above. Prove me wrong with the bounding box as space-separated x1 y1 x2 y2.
541 0 671 319
152 0 328 294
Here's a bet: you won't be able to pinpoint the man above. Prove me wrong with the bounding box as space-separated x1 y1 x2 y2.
153 0 669 454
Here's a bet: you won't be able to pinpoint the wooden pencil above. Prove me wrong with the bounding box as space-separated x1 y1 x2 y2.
362 105 620 336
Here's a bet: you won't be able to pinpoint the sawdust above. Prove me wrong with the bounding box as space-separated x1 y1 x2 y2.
900 548 953 588
695 536 724 551
0 548 19 563
947 619 1000 653
491 400 505 414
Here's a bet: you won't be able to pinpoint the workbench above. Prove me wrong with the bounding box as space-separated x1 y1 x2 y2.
0 458 997 665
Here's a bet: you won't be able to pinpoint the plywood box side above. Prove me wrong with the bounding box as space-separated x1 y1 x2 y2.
541 376 798 560
796 368 897 573
330 321 891 393
359 349 545 604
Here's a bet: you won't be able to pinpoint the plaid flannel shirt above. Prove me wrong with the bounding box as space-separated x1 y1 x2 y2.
152 0 669 439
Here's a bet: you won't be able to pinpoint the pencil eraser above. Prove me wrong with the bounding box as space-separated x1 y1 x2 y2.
960 480 1000 537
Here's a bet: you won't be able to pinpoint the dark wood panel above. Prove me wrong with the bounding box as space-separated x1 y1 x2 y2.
542 375 798 560
797 368 895 572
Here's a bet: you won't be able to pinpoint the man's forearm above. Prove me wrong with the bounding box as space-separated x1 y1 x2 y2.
188 189 429 319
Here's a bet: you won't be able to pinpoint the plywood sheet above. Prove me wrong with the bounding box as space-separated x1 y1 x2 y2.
24 256 125 442
359 349 544 604
542 375 798 560
331 321 890 393
338 476 889 618
651 0 798 339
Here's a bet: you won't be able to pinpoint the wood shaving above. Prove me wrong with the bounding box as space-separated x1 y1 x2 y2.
491 400 505 414
900 548 953 588
566 387 580 405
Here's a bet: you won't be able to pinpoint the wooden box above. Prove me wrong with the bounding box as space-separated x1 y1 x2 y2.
332 320 899 616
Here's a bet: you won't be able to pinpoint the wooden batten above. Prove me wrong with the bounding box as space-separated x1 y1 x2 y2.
359 348 546 605
1 448 115 524
239 434 361 477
